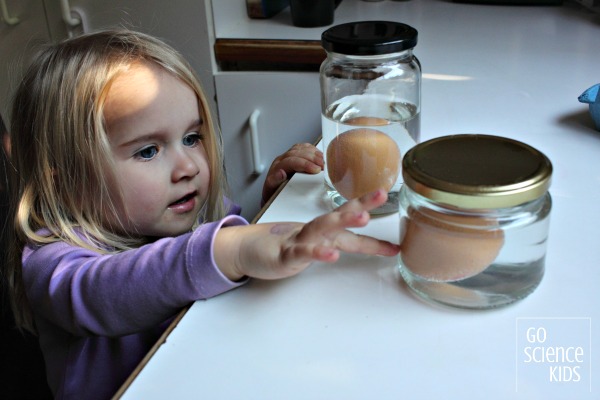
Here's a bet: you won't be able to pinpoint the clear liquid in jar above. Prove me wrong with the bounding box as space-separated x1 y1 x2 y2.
322 94 420 214
399 194 551 309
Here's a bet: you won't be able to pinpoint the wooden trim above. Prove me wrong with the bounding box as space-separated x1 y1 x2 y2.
112 306 190 399
251 178 290 224
214 38 326 66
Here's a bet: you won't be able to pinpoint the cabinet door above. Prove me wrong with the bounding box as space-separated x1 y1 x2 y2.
54 0 217 116
1 0 215 126
0 0 51 125
215 72 321 220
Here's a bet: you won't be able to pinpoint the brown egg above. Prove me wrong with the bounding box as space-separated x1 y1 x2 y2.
345 116 390 126
400 208 505 282
326 128 400 200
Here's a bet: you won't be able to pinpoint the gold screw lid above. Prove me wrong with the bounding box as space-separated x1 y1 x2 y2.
402 134 553 209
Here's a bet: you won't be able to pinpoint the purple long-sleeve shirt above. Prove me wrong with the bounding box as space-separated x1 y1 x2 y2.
22 207 248 400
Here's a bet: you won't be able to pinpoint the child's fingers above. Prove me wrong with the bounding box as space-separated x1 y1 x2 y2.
300 208 370 241
275 143 318 159
331 232 400 257
261 169 288 206
275 143 324 170
300 190 387 238
278 243 338 271
265 169 287 188
293 227 398 263
276 156 322 175
296 189 399 258
311 218 398 256
336 189 389 214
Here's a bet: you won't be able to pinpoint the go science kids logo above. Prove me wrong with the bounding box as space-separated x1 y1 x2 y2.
516 318 591 396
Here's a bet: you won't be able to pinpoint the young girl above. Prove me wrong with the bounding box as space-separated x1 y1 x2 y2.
5 30 399 400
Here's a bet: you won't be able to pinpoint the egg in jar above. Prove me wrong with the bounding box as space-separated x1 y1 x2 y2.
344 116 390 127
400 207 504 282
326 127 400 200
398 134 553 309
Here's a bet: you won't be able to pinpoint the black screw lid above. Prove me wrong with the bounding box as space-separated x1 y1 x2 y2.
321 21 418 56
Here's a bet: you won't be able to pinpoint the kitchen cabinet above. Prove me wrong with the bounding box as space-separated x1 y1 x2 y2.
54 0 217 118
0 0 52 125
1 0 215 129
211 3 324 219
1 0 321 220
216 71 321 216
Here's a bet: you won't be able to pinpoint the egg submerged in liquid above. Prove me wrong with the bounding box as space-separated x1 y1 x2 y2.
400 208 505 282
326 127 401 200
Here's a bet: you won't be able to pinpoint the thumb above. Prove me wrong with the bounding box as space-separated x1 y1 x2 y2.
262 169 287 205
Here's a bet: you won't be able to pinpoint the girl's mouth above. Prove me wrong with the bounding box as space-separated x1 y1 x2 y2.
172 193 194 205
169 191 198 212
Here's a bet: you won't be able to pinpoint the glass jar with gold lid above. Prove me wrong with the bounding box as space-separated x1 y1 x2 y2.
398 134 553 309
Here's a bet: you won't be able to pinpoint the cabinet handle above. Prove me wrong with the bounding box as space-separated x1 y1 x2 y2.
60 0 81 27
0 0 19 25
249 109 265 175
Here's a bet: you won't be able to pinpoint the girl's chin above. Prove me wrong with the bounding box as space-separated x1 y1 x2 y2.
137 222 196 239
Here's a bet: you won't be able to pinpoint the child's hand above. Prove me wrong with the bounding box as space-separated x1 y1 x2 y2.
262 143 324 206
215 189 400 281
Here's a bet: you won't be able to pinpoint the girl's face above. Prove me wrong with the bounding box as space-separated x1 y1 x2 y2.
103 61 210 238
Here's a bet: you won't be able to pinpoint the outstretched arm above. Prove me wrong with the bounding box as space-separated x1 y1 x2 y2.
262 143 324 206
215 189 399 281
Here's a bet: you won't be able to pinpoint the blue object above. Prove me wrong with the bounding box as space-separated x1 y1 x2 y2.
579 84 600 130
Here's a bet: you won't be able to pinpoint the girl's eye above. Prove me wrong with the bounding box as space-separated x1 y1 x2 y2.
135 145 159 160
183 133 203 147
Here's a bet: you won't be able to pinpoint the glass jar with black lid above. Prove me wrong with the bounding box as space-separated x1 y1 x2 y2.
320 21 421 214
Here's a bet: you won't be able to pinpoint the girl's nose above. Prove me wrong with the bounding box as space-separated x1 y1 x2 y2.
172 150 200 181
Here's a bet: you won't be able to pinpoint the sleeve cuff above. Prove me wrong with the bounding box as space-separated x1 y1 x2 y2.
186 215 249 299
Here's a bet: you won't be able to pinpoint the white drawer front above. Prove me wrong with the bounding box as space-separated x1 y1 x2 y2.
215 72 321 220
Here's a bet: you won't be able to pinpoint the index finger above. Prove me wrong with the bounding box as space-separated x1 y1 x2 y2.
335 189 388 214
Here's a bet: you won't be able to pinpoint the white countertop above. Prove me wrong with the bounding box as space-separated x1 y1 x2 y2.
120 1 600 399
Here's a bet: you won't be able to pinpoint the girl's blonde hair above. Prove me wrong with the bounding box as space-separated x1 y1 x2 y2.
7 29 229 331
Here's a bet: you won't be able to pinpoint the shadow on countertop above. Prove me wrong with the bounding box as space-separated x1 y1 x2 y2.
557 108 600 142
